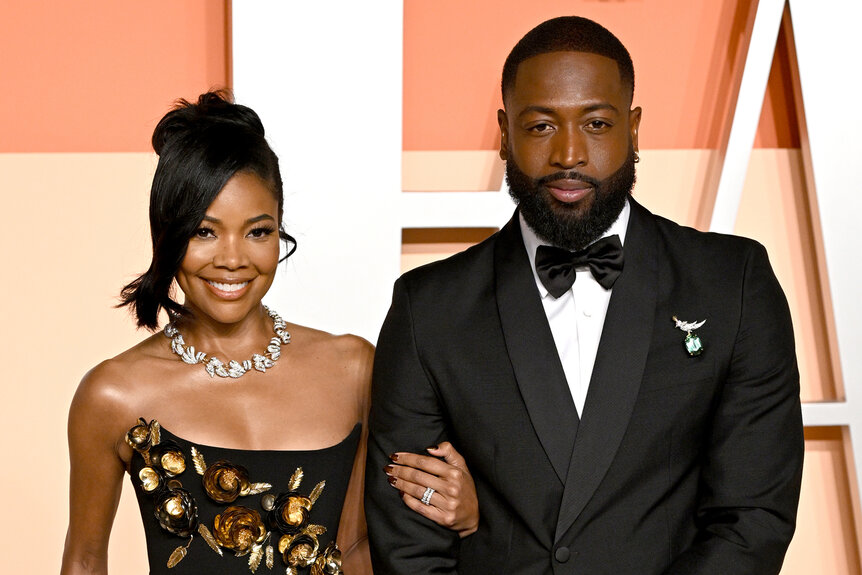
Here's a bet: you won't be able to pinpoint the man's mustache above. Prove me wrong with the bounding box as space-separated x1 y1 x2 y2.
537 171 601 187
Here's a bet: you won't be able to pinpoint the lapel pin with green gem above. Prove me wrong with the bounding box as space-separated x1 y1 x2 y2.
672 316 706 356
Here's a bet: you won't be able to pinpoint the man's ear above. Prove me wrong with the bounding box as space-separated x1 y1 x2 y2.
629 106 642 154
497 108 509 161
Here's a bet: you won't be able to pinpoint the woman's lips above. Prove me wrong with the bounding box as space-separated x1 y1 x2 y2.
203 279 250 300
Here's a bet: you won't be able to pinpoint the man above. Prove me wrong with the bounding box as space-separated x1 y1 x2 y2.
366 16 803 574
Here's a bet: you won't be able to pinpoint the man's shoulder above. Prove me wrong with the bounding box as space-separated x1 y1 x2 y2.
643 203 767 264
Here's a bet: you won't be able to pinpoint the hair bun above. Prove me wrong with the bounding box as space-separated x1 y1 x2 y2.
151 90 266 155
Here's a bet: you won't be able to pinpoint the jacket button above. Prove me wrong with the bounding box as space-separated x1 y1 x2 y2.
555 546 571 563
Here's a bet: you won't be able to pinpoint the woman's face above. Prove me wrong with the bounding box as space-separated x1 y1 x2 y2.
176 171 280 326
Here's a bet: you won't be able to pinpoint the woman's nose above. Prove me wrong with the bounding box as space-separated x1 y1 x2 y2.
212 237 248 269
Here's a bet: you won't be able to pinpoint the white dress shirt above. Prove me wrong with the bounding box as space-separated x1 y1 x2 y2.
519 199 630 416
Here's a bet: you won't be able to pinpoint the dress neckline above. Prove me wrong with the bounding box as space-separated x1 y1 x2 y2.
157 422 362 454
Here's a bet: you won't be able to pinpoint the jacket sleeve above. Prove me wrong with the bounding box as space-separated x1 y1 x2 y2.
664 242 804 574
365 278 460 574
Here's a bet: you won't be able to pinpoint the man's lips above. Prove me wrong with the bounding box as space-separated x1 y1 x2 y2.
544 179 594 203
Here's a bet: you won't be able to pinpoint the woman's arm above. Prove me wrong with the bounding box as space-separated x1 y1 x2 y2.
338 423 373 574
336 338 374 574
61 364 133 575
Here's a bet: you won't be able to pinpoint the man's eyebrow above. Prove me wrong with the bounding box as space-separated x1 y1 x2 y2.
582 102 620 114
518 105 558 117
518 102 621 117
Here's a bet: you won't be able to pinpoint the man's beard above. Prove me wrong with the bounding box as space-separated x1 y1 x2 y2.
506 147 636 250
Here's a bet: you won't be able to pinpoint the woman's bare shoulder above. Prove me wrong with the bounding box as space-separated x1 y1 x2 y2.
70 333 167 436
289 324 374 391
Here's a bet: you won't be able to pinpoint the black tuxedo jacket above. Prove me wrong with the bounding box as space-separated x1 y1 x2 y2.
366 199 803 574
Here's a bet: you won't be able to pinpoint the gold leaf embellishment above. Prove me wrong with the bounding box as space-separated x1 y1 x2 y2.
248 533 270 573
166 546 187 569
288 468 303 491
245 482 272 496
248 545 263 571
151 420 161 446
306 524 327 536
197 523 223 556
191 446 207 476
166 535 193 569
308 481 325 506
265 544 274 569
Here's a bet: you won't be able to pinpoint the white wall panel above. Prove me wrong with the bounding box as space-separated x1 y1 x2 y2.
233 1 403 342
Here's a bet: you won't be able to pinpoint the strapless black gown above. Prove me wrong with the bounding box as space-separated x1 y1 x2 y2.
127 421 361 574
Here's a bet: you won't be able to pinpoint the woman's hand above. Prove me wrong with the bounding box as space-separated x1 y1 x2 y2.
384 442 478 537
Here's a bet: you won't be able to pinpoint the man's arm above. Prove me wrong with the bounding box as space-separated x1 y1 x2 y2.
664 243 804 574
365 278 460 573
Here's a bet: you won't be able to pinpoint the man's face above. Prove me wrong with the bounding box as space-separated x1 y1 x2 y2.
498 51 641 250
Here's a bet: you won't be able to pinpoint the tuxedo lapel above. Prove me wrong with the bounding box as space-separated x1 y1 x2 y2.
494 212 579 484
555 199 659 541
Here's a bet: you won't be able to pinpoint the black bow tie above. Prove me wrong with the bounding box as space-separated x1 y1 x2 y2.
535 235 624 297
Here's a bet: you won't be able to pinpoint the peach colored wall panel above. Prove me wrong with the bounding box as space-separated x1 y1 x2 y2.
0 1 228 153
404 0 796 151
0 153 155 573
783 428 862 575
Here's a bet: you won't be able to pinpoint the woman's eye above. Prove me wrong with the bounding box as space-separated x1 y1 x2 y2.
195 227 215 238
248 227 275 239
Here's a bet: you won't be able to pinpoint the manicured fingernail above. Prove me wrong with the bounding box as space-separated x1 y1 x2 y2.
389 453 399 462
387 476 397 486
383 465 394 475
427 445 438 450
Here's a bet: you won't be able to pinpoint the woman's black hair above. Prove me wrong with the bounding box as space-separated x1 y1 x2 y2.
119 90 296 330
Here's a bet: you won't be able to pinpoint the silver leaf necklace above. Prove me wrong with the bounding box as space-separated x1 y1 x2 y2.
164 305 290 378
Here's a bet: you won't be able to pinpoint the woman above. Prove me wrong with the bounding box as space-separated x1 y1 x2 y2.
61 91 477 574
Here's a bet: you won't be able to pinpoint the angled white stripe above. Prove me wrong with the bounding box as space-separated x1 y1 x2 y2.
709 0 785 234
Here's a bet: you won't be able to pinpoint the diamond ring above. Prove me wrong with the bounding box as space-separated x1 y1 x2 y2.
421 486 435 506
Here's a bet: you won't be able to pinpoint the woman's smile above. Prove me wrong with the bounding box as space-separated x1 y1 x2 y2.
203 279 252 300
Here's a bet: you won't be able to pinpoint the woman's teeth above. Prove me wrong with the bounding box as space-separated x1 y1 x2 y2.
206 280 248 292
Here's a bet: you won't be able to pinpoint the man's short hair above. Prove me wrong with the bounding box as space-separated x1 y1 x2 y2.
501 16 635 105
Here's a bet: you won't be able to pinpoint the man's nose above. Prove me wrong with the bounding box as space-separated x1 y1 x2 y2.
549 126 586 169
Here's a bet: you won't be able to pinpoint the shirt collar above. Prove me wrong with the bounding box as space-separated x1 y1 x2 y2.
520 198 630 298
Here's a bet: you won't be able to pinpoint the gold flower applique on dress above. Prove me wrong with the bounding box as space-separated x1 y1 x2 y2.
261 468 337 575
126 419 343 574
126 419 198 568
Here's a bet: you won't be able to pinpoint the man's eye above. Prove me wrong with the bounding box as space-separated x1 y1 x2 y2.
586 120 610 131
528 123 553 133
